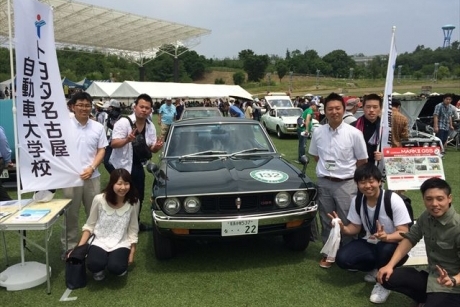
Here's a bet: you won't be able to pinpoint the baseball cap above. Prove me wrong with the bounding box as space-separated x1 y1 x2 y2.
346 98 359 110
109 99 120 109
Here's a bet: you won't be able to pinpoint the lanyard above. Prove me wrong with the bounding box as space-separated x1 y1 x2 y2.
362 189 383 234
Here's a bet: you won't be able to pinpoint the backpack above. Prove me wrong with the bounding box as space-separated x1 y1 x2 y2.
355 190 414 229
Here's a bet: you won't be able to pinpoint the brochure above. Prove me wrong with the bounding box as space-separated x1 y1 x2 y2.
0 199 33 207
12 208 51 222
0 212 12 219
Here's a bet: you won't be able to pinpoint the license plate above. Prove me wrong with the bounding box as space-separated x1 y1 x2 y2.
221 219 258 237
0 169 8 178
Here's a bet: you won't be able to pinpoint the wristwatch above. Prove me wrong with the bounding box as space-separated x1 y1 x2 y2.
450 276 457 287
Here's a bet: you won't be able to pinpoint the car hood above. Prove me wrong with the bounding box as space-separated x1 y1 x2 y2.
160 156 309 196
279 116 298 124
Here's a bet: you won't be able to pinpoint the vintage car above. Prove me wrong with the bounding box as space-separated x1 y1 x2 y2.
148 117 318 260
179 107 223 120
261 107 303 138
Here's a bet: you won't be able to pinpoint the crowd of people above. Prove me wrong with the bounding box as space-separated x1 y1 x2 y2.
1 89 459 305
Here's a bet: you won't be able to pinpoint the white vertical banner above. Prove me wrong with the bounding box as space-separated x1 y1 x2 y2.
14 0 83 193
380 26 398 152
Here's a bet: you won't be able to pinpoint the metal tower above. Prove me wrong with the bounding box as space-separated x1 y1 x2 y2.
442 24 455 48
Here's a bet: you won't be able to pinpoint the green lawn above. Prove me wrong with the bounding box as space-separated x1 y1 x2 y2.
0 116 459 307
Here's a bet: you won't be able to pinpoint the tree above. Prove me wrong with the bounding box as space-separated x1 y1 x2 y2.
233 71 245 85
276 61 289 82
437 66 450 80
322 49 355 78
242 54 269 82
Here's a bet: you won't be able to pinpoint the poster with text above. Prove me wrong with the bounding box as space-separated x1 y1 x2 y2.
383 147 445 190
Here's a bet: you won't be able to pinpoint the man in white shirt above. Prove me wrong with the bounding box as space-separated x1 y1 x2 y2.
62 92 108 256
110 93 163 231
308 92 368 269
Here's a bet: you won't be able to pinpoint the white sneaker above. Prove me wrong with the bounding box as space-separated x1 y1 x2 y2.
370 283 391 304
364 269 378 283
93 271 105 281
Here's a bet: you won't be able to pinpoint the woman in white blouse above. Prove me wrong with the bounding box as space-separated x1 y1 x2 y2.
76 168 139 281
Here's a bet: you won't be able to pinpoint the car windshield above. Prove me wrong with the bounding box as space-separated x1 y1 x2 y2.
267 99 293 108
166 122 275 157
277 109 302 117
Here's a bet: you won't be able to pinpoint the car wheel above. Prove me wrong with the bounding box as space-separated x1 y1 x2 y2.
283 226 311 251
153 222 175 260
276 126 285 139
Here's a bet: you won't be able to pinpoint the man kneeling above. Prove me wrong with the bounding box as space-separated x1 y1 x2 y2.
329 163 411 304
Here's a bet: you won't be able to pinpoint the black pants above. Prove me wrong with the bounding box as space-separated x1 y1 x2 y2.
382 267 460 306
86 245 130 276
103 145 115 175
0 180 11 201
131 162 145 219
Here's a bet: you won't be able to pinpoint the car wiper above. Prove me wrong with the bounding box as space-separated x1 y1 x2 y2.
231 148 271 157
179 150 228 159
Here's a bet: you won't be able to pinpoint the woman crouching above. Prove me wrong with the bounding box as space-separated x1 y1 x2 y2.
78 168 139 281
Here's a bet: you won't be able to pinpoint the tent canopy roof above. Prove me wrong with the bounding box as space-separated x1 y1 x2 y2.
110 81 253 100
0 0 211 61
85 82 122 98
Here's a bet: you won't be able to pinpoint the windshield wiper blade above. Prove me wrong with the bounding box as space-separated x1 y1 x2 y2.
231 148 271 157
179 150 228 159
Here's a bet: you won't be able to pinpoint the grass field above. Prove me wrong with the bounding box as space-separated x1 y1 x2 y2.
0 114 459 307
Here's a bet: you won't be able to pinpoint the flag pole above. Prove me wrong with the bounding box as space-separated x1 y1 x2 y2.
377 26 397 167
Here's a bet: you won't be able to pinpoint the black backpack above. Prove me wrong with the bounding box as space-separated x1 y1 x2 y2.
355 190 414 228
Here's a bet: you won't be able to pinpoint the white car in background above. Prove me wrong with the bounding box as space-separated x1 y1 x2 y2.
261 107 302 138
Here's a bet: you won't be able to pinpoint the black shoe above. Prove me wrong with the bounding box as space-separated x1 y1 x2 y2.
139 223 153 232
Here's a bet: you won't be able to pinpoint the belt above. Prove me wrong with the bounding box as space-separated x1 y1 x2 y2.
321 176 353 182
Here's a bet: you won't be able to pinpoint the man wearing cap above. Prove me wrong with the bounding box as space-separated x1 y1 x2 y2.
229 101 245 118
95 100 107 126
158 97 176 141
343 98 359 125
103 99 123 174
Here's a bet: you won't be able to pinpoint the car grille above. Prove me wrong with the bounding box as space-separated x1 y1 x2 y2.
199 193 289 213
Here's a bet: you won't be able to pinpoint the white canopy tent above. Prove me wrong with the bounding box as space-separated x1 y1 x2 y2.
392 92 402 96
85 82 122 98
110 81 254 100
402 91 416 96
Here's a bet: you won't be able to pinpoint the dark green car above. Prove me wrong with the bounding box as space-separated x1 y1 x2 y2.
149 117 317 260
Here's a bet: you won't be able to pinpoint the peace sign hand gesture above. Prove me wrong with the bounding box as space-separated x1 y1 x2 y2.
374 220 388 242
436 265 456 287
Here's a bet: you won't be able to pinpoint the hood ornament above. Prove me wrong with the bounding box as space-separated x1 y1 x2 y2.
235 197 241 210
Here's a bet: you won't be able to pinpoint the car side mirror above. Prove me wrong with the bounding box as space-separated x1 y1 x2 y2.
300 155 309 177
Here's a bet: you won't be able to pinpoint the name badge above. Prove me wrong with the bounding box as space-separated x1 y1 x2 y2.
325 160 337 171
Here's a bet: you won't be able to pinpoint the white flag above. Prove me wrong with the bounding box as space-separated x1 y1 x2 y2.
14 0 83 192
380 27 398 152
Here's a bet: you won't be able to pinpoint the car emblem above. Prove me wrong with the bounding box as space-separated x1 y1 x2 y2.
235 197 241 210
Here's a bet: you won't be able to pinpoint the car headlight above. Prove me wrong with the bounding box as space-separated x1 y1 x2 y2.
184 197 201 213
163 197 181 215
275 192 291 208
293 191 309 207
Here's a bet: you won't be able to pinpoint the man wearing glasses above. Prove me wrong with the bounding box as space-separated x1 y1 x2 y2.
62 92 108 259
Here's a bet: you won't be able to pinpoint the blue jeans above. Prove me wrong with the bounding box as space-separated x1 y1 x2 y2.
297 130 307 161
436 129 449 146
335 239 407 272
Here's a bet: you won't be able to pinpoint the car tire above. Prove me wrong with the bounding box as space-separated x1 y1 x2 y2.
283 226 311 251
153 223 175 260
276 126 285 139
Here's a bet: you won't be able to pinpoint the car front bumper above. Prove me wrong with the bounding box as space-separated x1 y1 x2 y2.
153 204 317 237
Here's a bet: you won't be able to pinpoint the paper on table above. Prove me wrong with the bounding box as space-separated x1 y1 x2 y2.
11 209 51 222
0 199 33 207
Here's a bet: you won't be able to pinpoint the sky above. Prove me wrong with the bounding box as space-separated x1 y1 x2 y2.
81 0 460 59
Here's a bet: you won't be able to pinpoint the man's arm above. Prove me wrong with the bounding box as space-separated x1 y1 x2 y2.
356 159 368 167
